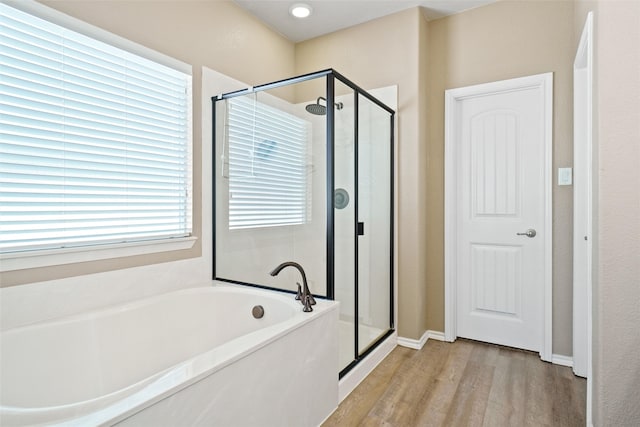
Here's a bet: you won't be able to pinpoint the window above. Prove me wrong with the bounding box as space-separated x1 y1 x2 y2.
224 96 309 230
0 3 192 257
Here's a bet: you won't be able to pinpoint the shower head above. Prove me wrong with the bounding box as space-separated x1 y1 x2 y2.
305 102 326 116
305 97 344 116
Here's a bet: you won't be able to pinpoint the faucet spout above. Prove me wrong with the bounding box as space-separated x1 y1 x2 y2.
270 261 316 311
270 261 305 280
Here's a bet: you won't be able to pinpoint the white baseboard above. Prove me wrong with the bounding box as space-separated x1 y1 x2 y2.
397 330 445 350
397 333 574 370
552 354 573 368
426 330 446 341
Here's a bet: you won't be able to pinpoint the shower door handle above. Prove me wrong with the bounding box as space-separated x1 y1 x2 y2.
357 222 365 236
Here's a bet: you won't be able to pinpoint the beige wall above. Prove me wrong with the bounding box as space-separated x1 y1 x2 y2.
295 8 430 339
1 1 295 287
418 11 431 332
426 0 576 355
574 1 640 425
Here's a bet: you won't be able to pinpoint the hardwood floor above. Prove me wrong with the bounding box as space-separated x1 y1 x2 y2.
323 339 586 427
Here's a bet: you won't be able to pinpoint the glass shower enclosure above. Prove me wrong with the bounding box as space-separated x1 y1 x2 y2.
212 69 394 376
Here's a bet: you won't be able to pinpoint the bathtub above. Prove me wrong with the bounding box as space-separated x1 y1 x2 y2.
0 283 339 426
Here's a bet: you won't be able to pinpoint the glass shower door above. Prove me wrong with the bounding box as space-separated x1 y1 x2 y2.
357 93 392 355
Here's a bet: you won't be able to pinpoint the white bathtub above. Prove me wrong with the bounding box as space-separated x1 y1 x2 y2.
0 283 339 426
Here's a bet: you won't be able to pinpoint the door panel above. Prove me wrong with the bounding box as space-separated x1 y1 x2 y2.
471 112 519 216
471 244 521 316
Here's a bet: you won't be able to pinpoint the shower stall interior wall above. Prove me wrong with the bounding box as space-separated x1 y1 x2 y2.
213 69 395 376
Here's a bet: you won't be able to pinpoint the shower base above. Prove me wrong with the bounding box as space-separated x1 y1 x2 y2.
338 319 386 371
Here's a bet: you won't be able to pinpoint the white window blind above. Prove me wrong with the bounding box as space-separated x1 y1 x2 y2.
225 96 309 230
0 3 192 254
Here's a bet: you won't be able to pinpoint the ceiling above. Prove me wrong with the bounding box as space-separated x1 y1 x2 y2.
232 0 497 42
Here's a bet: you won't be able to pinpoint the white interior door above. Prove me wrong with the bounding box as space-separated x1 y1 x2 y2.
573 12 593 380
445 74 552 358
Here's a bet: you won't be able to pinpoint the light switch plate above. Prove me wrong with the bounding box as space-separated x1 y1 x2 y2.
558 167 573 185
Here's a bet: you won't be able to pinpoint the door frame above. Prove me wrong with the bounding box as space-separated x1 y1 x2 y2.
444 73 553 362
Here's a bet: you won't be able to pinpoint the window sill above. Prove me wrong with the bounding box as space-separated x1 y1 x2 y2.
0 237 198 272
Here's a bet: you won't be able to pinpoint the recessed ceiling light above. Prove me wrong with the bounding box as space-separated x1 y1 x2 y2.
289 3 312 19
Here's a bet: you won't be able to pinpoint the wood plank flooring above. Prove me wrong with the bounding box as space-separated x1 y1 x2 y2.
323 339 586 427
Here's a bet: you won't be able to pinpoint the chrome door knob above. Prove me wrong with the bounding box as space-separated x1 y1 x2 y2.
516 229 537 238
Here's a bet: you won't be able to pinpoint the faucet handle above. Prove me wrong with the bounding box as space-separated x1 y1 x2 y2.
295 282 302 301
302 293 313 312
306 291 316 306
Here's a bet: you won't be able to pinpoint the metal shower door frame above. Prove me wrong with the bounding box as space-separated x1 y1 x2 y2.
211 69 395 378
